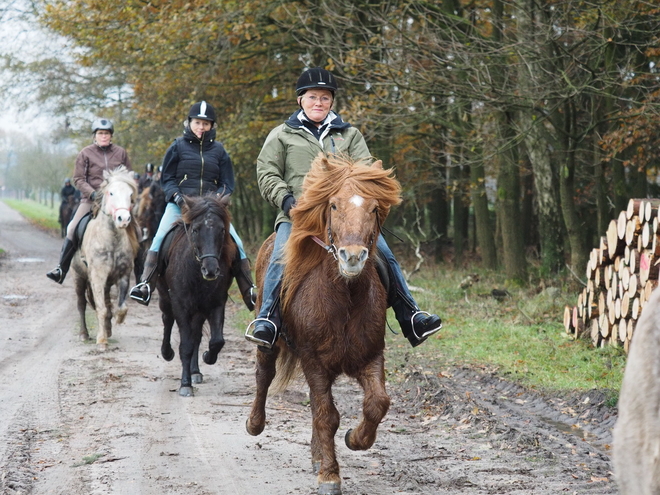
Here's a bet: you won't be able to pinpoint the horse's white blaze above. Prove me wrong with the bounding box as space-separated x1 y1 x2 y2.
349 195 364 207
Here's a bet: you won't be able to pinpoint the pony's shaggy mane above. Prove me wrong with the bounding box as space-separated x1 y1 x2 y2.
281 153 401 310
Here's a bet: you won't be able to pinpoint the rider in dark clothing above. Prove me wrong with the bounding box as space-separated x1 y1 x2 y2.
61 179 76 202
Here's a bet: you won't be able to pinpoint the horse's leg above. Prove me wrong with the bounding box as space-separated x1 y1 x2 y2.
202 304 226 365
177 315 198 397
159 300 175 363
115 273 130 325
190 314 205 385
90 275 110 351
74 275 89 341
246 347 279 436
306 372 342 495
345 355 390 451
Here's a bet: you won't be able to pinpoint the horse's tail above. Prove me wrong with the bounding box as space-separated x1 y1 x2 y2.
270 345 302 396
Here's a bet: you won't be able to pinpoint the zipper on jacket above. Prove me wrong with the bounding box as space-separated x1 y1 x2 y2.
199 138 205 195
178 174 188 186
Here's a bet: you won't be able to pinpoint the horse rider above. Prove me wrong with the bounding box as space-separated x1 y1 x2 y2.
245 67 442 352
138 163 155 193
129 101 257 310
47 118 132 284
60 178 76 203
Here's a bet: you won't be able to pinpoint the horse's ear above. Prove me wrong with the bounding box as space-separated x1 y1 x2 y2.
371 160 383 170
218 194 231 207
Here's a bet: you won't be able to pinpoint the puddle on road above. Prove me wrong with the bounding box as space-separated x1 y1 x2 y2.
3 294 28 301
15 258 45 263
541 416 608 451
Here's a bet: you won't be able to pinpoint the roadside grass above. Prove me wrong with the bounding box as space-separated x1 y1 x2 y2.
385 264 625 403
3 199 60 233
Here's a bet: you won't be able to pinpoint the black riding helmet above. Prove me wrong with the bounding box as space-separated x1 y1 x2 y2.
188 101 216 124
295 67 338 97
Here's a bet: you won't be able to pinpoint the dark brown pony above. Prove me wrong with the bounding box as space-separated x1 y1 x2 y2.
246 154 402 495
156 194 236 397
134 182 166 283
59 195 79 238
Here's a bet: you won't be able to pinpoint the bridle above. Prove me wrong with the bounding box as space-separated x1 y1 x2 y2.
182 213 223 263
311 203 380 259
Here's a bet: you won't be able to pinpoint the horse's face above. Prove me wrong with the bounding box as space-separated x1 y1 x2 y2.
103 180 135 229
329 193 379 279
188 209 227 281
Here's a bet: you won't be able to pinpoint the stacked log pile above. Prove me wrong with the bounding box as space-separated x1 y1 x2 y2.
564 198 660 352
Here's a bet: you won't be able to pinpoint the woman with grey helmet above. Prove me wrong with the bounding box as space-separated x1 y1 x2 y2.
47 118 132 284
245 67 442 352
129 101 256 310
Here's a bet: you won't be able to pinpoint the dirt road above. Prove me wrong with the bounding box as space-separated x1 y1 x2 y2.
0 200 619 494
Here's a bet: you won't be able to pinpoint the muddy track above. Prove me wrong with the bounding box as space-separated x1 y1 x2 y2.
0 201 619 494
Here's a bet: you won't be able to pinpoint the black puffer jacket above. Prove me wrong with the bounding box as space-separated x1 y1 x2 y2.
161 126 235 203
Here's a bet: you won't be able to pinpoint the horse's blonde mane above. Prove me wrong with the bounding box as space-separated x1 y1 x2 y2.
281 153 402 310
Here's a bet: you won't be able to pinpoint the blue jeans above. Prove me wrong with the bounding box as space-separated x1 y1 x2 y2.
257 223 419 319
150 202 247 259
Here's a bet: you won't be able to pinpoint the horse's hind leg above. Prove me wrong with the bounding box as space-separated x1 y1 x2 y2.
75 276 89 341
345 355 390 451
115 274 130 325
246 348 279 436
159 292 175 361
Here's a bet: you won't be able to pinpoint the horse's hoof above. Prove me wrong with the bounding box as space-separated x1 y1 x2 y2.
107 328 112 338
312 460 321 475
97 343 108 352
246 418 264 436
191 373 203 384
202 351 217 365
162 347 175 361
178 386 194 397
79 332 89 342
344 429 354 450
318 482 342 495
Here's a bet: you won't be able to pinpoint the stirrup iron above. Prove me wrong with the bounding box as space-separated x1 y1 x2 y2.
245 318 278 348
410 310 442 340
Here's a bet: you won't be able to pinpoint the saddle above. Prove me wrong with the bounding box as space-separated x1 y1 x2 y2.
73 212 92 247
374 251 397 309
155 224 179 274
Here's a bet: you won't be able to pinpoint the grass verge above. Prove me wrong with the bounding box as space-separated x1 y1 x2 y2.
384 264 625 405
3 199 60 234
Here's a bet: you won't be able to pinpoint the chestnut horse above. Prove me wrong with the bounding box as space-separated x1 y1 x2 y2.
156 194 236 397
246 154 402 495
134 181 166 283
72 166 139 350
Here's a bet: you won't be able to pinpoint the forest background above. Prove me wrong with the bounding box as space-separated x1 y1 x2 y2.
2 0 660 285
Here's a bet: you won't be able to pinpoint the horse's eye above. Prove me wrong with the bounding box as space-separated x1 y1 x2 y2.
330 204 337 211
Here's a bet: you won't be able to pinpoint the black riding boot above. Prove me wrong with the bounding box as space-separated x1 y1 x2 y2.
232 255 257 311
391 290 443 347
129 250 159 306
46 238 76 284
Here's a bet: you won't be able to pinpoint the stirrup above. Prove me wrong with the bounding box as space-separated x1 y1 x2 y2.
410 310 442 341
129 282 151 305
245 318 278 349
46 266 64 284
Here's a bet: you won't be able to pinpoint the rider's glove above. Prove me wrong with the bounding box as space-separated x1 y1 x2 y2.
173 193 185 208
282 194 296 218
90 191 96 201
